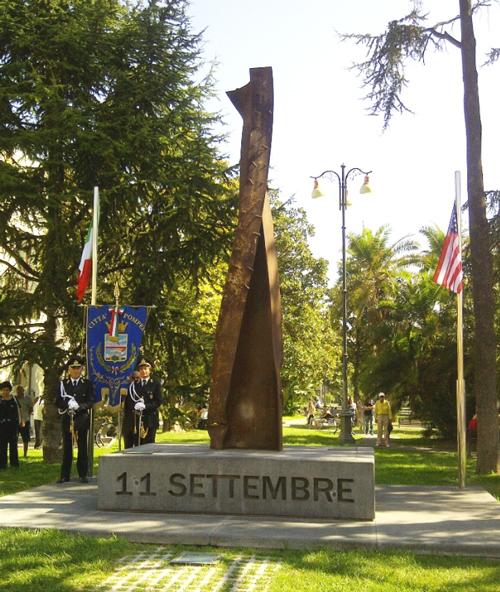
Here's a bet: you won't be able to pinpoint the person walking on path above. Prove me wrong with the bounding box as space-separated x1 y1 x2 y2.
15 385 33 457
0 381 22 469
56 357 95 483
375 392 392 447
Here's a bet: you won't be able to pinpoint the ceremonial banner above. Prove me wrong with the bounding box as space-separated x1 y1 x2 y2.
86 305 148 410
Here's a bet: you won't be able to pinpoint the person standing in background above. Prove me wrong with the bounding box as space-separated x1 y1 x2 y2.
15 385 33 457
0 381 21 469
33 394 44 449
306 398 316 425
375 392 393 447
348 396 358 429
364 397 375 435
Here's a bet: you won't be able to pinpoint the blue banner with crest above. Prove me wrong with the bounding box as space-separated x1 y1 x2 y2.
86 305 148 410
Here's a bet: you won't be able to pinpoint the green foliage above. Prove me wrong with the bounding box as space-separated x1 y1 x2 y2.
345 11 429 128
332 226 420 400
270 193 340 411
341 3 470 129
0 0 238 457
142 264 231 429
329 224 476 439
0 0 236 371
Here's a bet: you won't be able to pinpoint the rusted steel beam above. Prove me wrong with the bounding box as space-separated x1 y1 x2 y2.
208 67 283 451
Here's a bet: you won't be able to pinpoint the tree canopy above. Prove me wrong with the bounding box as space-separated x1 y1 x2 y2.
270 193 339 412
0 0 237 461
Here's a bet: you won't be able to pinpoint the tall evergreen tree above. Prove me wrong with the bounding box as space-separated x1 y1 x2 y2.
0 0 236 462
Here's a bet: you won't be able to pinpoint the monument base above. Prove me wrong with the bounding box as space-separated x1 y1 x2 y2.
98 445 375 520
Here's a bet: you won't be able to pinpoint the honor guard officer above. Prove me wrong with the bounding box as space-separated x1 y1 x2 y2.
56 357 95 483
122 356 162 448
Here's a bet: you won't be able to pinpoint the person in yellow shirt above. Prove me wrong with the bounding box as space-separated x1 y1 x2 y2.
374 392 392 447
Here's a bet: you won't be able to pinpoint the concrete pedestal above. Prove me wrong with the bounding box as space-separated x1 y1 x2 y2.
98 445 375 520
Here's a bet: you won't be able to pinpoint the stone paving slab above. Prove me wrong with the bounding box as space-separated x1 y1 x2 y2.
1 479 500 557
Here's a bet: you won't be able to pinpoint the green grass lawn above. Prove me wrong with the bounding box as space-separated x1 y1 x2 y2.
2 528 500 592
1 422 500 591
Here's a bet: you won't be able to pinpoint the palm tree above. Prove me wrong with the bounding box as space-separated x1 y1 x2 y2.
362 225 474 437
331 225 420 401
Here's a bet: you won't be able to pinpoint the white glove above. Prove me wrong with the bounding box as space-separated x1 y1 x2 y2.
68 399 79 411
134 401 146 412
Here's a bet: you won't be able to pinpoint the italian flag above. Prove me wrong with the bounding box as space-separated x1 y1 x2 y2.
75 220 95 303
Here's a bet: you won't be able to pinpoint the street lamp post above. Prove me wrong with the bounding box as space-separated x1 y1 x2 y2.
311 164 372 445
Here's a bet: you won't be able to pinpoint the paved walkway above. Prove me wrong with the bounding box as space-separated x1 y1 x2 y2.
1 478 499 558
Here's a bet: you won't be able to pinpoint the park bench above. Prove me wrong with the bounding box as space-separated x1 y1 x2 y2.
309 416 341 433
398 408 414 426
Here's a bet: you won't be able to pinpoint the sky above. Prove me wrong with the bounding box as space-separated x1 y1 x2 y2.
186 0 500 281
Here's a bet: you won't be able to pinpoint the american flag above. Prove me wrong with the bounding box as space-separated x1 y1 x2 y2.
432 203 463 294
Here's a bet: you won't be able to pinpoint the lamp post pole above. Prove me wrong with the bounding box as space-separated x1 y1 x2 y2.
311 165 371 445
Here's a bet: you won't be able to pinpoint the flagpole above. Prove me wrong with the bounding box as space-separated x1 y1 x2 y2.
91 187 99 306
88 186 99 478
455 171 467 488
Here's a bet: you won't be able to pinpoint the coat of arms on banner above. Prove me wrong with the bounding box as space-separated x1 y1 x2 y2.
86 305 148 410
105 333 128 361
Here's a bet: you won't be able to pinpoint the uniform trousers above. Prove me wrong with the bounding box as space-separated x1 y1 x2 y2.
60 425 89 479
123 426 157 448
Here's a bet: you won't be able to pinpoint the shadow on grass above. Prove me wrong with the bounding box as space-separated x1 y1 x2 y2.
267 547 500 592
0 528 150 592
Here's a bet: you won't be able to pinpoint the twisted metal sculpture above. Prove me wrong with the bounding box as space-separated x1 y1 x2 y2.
208 67 283 451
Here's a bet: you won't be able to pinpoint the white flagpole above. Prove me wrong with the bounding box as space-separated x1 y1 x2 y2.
455 171 466 488
88 186 99 477
91 186 99 306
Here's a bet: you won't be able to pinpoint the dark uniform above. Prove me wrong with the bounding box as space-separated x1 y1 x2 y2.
122 357 162 448
56 358 95 482
0 381 20 469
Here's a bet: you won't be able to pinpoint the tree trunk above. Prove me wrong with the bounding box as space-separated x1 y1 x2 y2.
42 312 62 464
459 0 499 473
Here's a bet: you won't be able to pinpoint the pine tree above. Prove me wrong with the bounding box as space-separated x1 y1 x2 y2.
0 0 236 462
